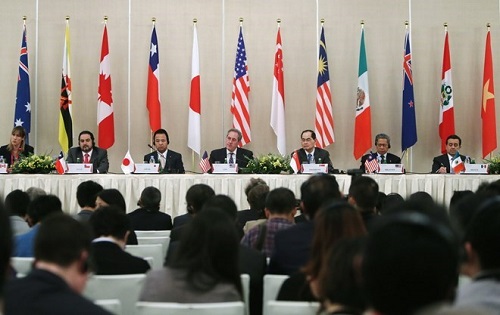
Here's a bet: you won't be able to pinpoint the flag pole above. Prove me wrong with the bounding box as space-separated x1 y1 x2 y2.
191 18 198 172
405 20 413 172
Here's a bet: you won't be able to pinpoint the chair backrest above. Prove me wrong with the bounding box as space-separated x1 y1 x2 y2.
11 257 34 275
240 274 250 315
263 274 289 315
137 236 170 257
135 230 171 238
84 274 146 315
266 301 320 315
136 301 245 315
125 244 163 270
94 299 122 315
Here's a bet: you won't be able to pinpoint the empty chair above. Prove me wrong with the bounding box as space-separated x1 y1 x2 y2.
94 299 122 315
137 236 170 257
11 257 34 275
84 274 146 315
125 244 163 270
266 301 319 315
240 274 250 315
136 301 245 315
135 230 171 238
263 274 289 315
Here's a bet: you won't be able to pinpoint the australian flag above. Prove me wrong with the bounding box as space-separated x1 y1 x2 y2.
401 29 417 152
14 23 31 144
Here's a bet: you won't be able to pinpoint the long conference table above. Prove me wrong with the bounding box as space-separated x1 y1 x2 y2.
0 173 498 217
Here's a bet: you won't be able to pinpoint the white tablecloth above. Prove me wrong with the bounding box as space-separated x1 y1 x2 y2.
0 173 497 217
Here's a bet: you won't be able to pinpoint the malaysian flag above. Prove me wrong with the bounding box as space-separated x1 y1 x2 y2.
364 153 379 174
14 21 31 143
231 25 251 147
199 150 211 173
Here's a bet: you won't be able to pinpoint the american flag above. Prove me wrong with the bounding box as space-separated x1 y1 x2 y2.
14 22 31 143
199 150 211 173
315 26 334 148
231 25 251 146
364 153 379 174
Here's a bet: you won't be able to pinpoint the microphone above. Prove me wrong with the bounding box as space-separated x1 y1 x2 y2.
147 144 155 151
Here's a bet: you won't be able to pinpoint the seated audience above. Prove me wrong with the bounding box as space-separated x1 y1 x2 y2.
0 199 12 313
5 189 30 235
242 184 270 233
347 176 379 231
379 193 404 215
128 186 172 230
237 178 269 231
241 187 296 258
75 180 103 221
89 206 150 275
14 195 63 257
95 189 137 245
25 187 46 202
140 208 242 303
277 201 366 301
5 214 111 314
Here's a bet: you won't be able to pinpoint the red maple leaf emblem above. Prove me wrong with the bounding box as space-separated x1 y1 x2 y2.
98 73 113 105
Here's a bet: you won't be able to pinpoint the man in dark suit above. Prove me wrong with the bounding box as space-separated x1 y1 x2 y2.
66 130 109 173
432 134 467 174
292 129 334 173
128 186 172 230
360 133 401 172
89 206 150 275
143 128 185 174
209 128 253 170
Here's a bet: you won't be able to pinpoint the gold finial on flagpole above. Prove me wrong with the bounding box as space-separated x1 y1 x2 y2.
360 20 364 29
239 17 243 26
104 16 108 23
320 18 325 26
277 18 281 25
66 16 70 21
487 22 491 31
152 17 156 24
22 16 26 25
193 18 197 24
405 20 409 29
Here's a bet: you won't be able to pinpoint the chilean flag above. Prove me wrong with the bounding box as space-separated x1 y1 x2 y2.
147 25 161 132
55 151 68 174
97 24 115 149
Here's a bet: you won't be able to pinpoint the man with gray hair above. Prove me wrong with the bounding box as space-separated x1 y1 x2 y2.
209 128 253 169
360 133 401 172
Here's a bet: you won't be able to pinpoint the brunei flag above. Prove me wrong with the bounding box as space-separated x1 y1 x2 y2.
59 19 73 153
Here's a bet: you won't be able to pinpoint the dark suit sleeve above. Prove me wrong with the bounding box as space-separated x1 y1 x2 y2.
209 150 218 164
360 154 367 171
66 148 77 163
431 156 443 173
172 152 185 174
96 149 109 174
239 149 254 168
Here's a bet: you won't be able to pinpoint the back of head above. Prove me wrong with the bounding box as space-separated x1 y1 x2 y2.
247 184 269 213
76 180 103 208
265 187 296 215
348 176 379 211
244 178 267 196
97 189 126 212
476 179 500 197
464 197 500 270
300 174 341 219
89 206 130 240
25 187 46 201
35 214 92 268
27 195 63 224
380 193 405 215
172 208 241 295
185 184 215 215
5 189 30 217
363 211 459 315
0 199 12 298
202 194 238 220
407 191 435 211
139 186 161 211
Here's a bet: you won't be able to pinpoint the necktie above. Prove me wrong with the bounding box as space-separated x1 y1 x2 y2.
229 153 234 164
307 153 314 164
84 153 90 163
160 154 166 169
381 155 386 164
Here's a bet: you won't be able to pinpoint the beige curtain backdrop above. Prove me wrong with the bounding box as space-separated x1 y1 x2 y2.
0 0 498 173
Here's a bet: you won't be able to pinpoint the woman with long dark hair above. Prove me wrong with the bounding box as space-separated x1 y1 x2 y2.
0 126 34 170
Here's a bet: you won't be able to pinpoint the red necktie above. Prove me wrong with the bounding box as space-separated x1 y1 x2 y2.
84 153 90 163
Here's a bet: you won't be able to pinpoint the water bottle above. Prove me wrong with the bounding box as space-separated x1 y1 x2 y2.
76 157 81 163
149 155 155 164
0 156 4 164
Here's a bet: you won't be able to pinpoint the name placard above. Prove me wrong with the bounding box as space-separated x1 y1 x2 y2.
378 164 405 174
301 163 328 174
0 163 7 174
134 163 160 174
464 163 488 174
66 163 93 174
212 163 238 174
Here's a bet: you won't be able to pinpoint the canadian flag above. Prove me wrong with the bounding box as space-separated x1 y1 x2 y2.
97 24 115 149
121 150 135 174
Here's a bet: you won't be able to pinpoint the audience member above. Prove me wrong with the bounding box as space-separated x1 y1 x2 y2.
89 206 150 275
140 208 242 303
380 192 405 215
407 191 435 210
75 180 103 221
363 211 460 315
0 126 34 169
5 214 112 315
269 174 342 275
348 176 379 230
375 191 387 215
292 129 335 173
5 189 30 235
449 190 474 213
242 184 270 233
277 201 366 301
171 183 215 232
128 186 172 230
66 130 109 173
209 128 254 170
0 199 12 312
311 238 367 315
237 178 269 231
241 188 296 258
143 128 185 174
25 187 46 201
95 189 138 245
360 133 401 172
14 195 63 257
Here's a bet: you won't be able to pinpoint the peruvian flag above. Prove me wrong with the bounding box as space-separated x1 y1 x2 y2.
439 28 455 154
270 25 286 156
353 27 372 160
187 23 201 155
146 25 161 132
97 24 115 149
481 28 497 158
